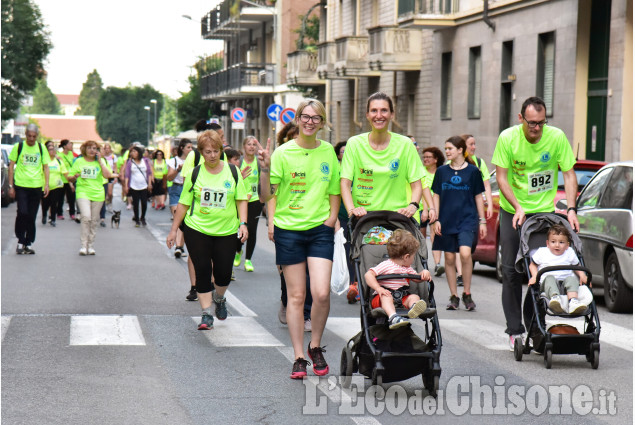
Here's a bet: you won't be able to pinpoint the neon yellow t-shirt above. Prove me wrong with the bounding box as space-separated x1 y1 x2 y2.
9 142 51 188
270 140 341 231
179 163 248 236
48 157 68 190
71 157 106 201
153 159 167 179
472 155 490 181
59 151 75 184
340 132 424 211
491 124 575 214
241 157 260 203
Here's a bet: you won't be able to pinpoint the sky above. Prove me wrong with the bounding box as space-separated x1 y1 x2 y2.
33 0 223 98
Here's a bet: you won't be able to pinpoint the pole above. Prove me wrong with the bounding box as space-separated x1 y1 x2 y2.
144 106 150 146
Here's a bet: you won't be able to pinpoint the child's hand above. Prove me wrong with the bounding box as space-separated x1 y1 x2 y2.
528 276 536 286
420 270 431 281
377 287 392 298
580 274 588 285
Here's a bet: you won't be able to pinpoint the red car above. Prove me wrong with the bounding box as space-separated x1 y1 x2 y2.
473 159 607 281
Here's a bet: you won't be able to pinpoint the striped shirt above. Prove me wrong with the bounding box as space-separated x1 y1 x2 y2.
369 260 417 290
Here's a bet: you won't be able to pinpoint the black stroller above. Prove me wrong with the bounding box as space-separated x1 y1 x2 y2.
514 213 601 369
340 211 442 395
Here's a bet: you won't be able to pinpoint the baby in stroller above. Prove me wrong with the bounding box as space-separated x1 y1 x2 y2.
528 223 589 315
364 229 431 330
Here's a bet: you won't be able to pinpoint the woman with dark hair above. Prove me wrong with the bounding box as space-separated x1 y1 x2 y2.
56 139 77 221
431 136 486 311
41 141 69 227
421 146 445 276
123 146 153 227
152 150 168 210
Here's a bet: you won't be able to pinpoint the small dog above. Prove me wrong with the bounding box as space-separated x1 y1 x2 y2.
111 210 121 229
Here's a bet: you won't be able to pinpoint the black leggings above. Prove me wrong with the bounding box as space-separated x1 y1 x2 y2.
183 223 237 293
237 201 262 259
129 188 148 221
42 187 63 222
57 182 76 216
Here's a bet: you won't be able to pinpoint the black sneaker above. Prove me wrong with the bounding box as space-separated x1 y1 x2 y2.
213 292 228 320
434 264 445 277
23 245 35 255
140 218 147 226
197 314 214 330
16 244 25 255
457 275 463 287
307 343 329 376
174 247 183 258
186 288 198 301
462 293 476 311
41 216 46 224
49 220 56 227
290 357 310 379
135 220 141 228
446 295 460 310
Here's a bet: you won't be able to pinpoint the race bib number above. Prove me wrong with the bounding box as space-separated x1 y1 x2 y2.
528 170 554 195
200 187 227 209
250 183 258 196
81 166 98 179
22 153 40 166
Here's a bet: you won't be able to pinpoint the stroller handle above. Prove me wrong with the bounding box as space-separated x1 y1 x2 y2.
534 265 592 286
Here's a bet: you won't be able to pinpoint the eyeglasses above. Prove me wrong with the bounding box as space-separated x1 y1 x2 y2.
522 116 548 128
299 114 323 124
423 155 434 159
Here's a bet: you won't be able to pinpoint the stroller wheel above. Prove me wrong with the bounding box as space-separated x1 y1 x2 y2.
588 348 600 369
340 347 353 388
513 338 524 361
544 349 552 369
423 374 439 398
371 369 383 386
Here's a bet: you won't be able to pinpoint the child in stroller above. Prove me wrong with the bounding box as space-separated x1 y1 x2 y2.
364 229 431 329
528 223 590 315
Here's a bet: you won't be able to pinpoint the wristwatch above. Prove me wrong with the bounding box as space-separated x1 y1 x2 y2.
567 207 577 214
240 222 248 226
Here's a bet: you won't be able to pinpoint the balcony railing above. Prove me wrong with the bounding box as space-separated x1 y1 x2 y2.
334 36 379 77
368 26 422 71
202 0 274 40
397 0 459 28
201 62 275 99
287 50 323 86
316 42 336 79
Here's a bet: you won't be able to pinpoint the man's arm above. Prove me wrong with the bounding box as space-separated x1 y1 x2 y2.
8 160 15 198
562 168 580 232
496 165 525 229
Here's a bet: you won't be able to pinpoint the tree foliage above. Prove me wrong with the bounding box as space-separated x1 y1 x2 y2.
294 13 320 51
76 69 103 116
1 0 53 121
95 84 162 147
177 75 209 132
29 78 61 114
158 95 180 137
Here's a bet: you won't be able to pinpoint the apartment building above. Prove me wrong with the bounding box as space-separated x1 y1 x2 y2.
285 0 632 162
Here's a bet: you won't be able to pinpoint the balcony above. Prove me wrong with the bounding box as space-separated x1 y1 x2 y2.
201 63 275 99
368 26 422 71
316 42 336 79
334 36 380 78
287 50 323 86
202 0 274 40
397 0 458 29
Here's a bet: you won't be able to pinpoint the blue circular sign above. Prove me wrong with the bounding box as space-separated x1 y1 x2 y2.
280 108 296 125
231 108 245 123
267 104 283 122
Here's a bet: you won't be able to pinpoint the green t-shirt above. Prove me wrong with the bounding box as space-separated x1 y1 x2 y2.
153 159 167 179
9 142 51 188
179 163 248 237
181 150 201 181
70 157 107 201
472 155 490 181
241 157 260 203
48 157 68 190
270 140 341 231
491 124 575 214
59 151 75 184
340 132 424 211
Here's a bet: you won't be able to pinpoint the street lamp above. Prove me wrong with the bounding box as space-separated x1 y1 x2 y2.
150 99 157 137
144 106 150 145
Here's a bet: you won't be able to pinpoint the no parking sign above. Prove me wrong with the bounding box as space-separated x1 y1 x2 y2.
280 108 296 125
231 108 246 123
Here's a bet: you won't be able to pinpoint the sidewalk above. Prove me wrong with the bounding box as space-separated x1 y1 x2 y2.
1 201 196 316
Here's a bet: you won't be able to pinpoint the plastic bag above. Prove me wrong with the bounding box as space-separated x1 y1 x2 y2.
331 227 350 295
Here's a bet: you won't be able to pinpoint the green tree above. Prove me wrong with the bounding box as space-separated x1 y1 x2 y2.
294 13 320 51
29 78 61 114
95 84 162 147
177 75 209 131
76 69 103 116
1 0 53 121
158 95 180 136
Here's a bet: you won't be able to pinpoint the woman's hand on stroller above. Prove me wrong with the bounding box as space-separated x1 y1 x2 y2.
528 276 537 286
512 208 526 229
433 221 442 236
348 206 368 217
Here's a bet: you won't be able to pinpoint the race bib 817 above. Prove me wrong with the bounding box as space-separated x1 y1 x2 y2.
200 187 227 209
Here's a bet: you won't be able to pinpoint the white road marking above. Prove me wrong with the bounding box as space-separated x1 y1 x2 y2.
224 290 257 317
441 319 510 350
325 317 360 342
545 317 633 352
194 316 283 346
2 316 12 341
70 315 146 346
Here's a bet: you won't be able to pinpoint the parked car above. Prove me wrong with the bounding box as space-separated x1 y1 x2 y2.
1 144 13 207
569 161 633 313
472 159 607 281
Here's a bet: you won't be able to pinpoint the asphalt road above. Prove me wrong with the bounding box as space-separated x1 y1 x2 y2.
1 188 632 424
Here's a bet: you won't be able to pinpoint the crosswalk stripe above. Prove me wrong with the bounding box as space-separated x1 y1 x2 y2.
194 316 283 347
70 315 146 346
441 319 510 350
544 317 633 352
325 317 360 342
225 291 257 317
2 316 11 342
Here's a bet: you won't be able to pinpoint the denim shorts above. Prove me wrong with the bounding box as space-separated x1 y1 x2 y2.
432 230 477 253
274 224 335 265
168 184 183 207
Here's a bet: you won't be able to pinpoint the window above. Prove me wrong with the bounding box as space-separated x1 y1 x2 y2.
468 46 482 119
537 32 555 116
601 166 633 210
577 167 613 209
440 52 452 119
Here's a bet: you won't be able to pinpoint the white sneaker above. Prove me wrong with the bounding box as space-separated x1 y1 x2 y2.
509 333 525 352
304 318 312 332
568 298 587 315
278 302 287 325
548 295 565 314
87 247 96 255
79 247 88 256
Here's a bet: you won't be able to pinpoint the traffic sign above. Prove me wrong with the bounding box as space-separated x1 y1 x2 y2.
266 103 283 122
280 107 296 125
232 122 245 130
231 108 246 123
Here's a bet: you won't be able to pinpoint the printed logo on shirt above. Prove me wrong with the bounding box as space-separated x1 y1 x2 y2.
356 184 374 190
540 151 552 163
291 171 306 178
224 180 232 189
389 158 400 172
450 175 462 185
359 167 373 176
320 162 330 175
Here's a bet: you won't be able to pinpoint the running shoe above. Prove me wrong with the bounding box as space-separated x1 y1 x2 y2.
388 315 411 330
57 215 64 220
233 251 242 267
407 300 428 318
16 244 25 255
174 247 183 258
346 282 359 304
244 259 254 272
23 245 35 254
79 247 88 256
230 270 235 281
304 318 312 332
307 343 329 376
140 218 147 226
568 298 587 315
198 314 214 330
213 292 228 320
87 247 96 255
135 220 141 228
462 293 476 311
186 288 198 301
74 216 80 223
100 220 106 228
49 220 56 227
446 295 460 310
548 295 565 314
457 275 464 287
278 302 287 324
434 264 445 277
509 333 525 352
290 358 310 379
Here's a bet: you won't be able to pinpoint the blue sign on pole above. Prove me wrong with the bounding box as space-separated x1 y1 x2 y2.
266 104 283 122
280 107 296 125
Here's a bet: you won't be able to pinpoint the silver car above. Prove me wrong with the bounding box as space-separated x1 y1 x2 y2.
574 161 633 313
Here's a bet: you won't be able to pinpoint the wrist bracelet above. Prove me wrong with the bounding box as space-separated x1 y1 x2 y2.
409 201 420 209
260 168 270 173
240 222 248 226
428 207 436 212
479 218 486 223
567 207 577 214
